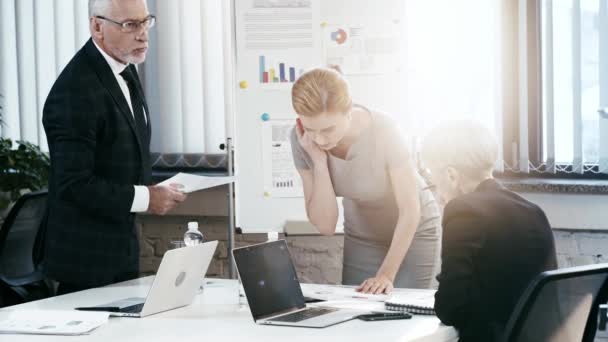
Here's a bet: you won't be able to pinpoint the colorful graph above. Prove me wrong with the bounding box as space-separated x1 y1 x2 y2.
259 56 303 84
330 28 348 45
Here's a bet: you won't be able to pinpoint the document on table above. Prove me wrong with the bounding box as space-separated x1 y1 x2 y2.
158 173 235 193
301 283 389 302
309 300 390 313
386 289 436 314
0 310 109 335
386 289 436 307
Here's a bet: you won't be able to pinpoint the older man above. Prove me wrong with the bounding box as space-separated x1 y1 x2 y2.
42 0 186 294
420 121 557 342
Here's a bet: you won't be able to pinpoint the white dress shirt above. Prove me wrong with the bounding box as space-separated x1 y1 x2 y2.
93 41 149 213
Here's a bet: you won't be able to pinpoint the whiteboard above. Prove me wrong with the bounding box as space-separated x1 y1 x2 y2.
234 0 406 232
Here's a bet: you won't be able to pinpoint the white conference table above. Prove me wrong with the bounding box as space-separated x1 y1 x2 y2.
0 277 458 342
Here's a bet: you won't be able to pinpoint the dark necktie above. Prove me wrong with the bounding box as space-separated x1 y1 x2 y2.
119 67 148 144
120 67 151 184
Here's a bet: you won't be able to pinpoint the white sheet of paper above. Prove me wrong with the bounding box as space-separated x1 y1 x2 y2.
301 283 389 302
323 22 402 75
261 120 304 198
387 290 436 307
0 310 109 336
236 0 319 53
234 0 322 90
158 173 235 193
309 299 389 313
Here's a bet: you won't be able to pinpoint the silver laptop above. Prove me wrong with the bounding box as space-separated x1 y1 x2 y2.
233 240 361 328
76 240 218 318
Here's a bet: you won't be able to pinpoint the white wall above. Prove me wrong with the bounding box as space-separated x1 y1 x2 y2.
518 192 608 230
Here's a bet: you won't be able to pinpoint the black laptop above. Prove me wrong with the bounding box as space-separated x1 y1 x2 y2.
232 240 361 328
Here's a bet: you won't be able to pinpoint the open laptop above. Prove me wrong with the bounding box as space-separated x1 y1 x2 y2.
76 240 218 318
233 240 362 328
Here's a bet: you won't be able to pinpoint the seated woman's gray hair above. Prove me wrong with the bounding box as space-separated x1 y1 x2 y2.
420 120 498 180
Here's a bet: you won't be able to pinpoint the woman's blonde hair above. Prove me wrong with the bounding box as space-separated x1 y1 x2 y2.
291 67 352 117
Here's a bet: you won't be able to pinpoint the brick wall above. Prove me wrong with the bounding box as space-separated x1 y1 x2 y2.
137 215 344 284
554 230 608 268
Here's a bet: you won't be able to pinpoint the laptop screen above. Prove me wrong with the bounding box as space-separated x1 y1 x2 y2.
233 240 306 320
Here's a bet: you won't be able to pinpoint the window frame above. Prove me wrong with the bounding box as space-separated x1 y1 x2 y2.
500 0 607 180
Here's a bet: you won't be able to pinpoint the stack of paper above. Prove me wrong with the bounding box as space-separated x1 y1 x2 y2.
0 310 109 336
309 299 389 313
387 290 436 306
385 290 437 315
301 283 389 302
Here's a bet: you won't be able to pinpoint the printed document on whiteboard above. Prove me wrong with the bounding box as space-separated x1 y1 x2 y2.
261 120 303 197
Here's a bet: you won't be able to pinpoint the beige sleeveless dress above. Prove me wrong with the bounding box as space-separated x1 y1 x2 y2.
290 108 441 289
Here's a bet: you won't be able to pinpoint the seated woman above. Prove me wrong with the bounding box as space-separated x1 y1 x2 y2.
420 120 557 342
290 67 441 293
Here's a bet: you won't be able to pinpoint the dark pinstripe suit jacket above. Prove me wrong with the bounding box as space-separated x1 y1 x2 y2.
42 39 151 287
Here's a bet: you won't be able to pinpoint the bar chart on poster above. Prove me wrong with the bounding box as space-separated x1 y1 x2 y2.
258 55 304 84
234 0 405 232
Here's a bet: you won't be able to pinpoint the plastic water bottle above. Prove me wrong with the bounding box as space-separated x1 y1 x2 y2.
267 231 279 242
183 221 204 246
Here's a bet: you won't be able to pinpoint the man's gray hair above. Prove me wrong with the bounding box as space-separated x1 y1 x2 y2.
89 0 112 17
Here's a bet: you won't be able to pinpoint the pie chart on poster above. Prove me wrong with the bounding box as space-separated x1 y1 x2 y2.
330 28 348 44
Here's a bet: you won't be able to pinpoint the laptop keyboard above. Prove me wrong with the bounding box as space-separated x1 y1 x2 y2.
268 307 337 323
120 303 145 313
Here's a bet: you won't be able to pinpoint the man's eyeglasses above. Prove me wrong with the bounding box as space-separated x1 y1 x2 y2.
96 15 156 33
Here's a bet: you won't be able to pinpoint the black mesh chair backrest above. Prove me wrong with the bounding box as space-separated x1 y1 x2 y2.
501 263 608 342
0 191 48 279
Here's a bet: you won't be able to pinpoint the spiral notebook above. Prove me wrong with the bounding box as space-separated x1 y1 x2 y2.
384 290 436 315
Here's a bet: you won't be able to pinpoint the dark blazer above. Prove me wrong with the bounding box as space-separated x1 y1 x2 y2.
434 179 557 342
42 39 151 287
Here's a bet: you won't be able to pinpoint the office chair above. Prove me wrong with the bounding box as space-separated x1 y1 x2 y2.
0 190 51 307
501 263 608 342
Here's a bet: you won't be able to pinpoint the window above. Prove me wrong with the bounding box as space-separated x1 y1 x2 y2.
0 0 230 157
401 0 502 155
508 0 608 178
145 0 230 155
543 0 601 166
0 0 90 151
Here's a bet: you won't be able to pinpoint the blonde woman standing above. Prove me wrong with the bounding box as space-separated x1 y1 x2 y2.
290 67 441 293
